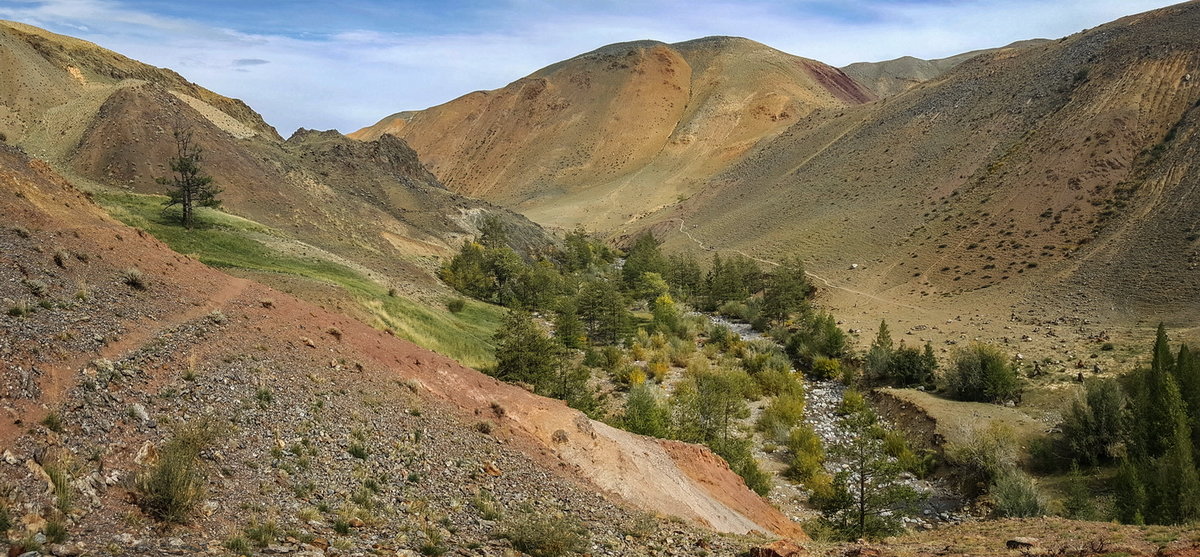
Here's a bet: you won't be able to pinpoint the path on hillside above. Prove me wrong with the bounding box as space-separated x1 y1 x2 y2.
0 273 251 443
676 218 922 311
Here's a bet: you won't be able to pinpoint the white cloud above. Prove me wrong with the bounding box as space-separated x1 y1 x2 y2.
0 0 1181 134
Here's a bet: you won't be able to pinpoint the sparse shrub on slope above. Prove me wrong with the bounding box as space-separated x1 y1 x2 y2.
136 418 221 523
499 508 590 557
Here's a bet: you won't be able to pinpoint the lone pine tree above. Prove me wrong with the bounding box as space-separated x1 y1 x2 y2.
159 128 221 229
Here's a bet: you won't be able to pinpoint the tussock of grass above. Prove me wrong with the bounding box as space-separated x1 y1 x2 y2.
97 192 503 367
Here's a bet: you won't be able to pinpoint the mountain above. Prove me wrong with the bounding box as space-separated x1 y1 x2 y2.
350 36 875 231
353 3 1200 349
0 19 548 265
0 19 551 365
629 1 1200 345
841 39 1050 98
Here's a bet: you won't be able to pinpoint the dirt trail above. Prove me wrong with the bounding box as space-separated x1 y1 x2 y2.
676 217 922 311
0 268 250 444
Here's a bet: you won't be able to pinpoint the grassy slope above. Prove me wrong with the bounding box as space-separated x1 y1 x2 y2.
97 191 503 368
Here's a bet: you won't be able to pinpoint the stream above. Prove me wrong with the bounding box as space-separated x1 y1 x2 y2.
702 314 967 529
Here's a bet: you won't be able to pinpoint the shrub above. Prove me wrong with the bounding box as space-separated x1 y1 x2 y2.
6 301 30 317
499 510 590 557
943 344 1021 403
44 515 68 543
121 268 147 290
757 392 806 436
944 423 1020 497
810 357 841 380
224 536 251 555
447 298 466 313
53 250 69 268
785 424 827 483
990 469 1045 517
244 519 281 547
40 411 64 433
135 419 218 523
347 442 369 460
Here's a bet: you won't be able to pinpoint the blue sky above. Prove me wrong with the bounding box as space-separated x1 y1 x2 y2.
0 0 1180 135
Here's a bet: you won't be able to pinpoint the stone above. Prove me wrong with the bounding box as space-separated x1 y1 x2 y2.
1006 538 1039 550
49 542 85 556
749 540 806 557
134 441 158 465
130 403 149 422
2 450 17 465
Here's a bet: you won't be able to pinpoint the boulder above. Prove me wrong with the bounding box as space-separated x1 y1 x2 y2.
749 540 806 557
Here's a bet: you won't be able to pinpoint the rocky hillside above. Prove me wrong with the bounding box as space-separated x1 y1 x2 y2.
612 1 1200 351
0 143 802 555
841 40 1049 98
0 19 547 295
350 37 875 231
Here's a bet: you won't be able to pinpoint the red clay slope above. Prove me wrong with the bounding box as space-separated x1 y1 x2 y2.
0 143 804 539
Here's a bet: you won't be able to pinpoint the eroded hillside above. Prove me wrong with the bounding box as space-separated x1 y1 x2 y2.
624 2 1200 350
0 19 553 365
0 143 803 554
351 37 875 231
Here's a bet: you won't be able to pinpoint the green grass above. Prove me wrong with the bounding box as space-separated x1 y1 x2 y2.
96 192 502 367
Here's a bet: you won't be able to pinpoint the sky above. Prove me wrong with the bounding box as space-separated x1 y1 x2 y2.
0 0 1181 135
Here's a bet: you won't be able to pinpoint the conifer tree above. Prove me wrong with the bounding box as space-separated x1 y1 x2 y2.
1114 457 1146 524
865 320 893 382
1145 418 1200 524
1134 327 1188 459
493 310 562 392
159 128 220 229
761 256 811 323
818 398 922 540
553 301 585 349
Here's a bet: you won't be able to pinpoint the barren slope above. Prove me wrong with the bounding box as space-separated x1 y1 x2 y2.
0 19 546 295
629 1 1200 350
842 40 1050 98
0 143 804 552
351 37 874 230
0 20 553 366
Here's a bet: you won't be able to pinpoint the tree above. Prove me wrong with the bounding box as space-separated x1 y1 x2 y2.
553 301 586 349
817 398 922 540
1113 457 1147 524
477 214 508 249
621 233 666 288
493 310 561 392
889 344 936 388
665 252 702 301
865 320 893 382
159 128 221 229
624 383 669 438
1063 462 1096 519
761 256 811 323
650 293 680 336
576 278 630 345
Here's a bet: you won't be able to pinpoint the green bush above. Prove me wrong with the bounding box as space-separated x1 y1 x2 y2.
757 392 806 436
810 357 841 380
944 423 1019 497
943 344 1022 403
499 510 590 557
447 298 466 313
785 424 826 484
990 469 1045 518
